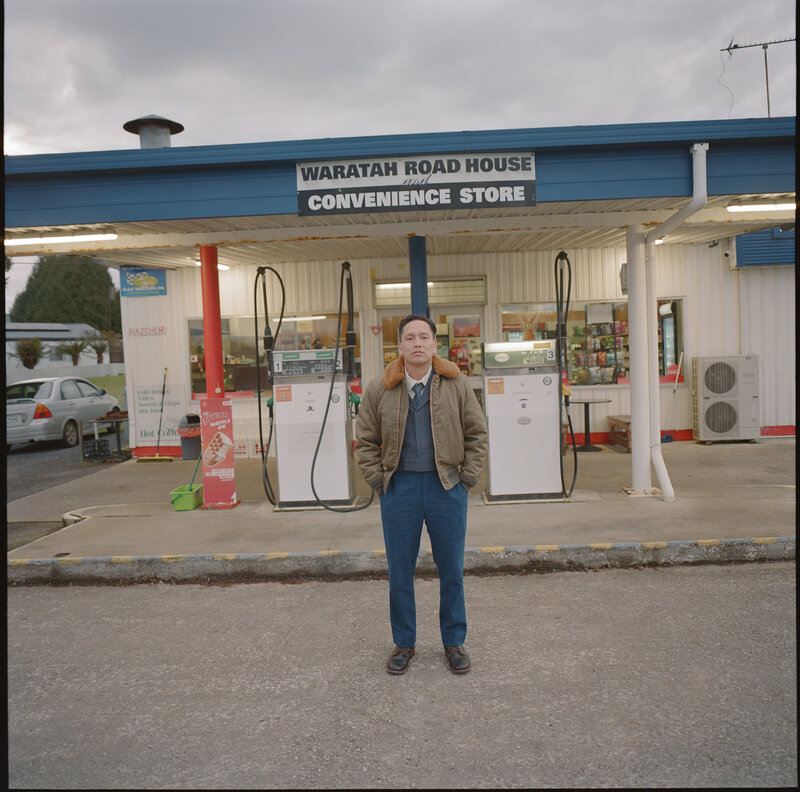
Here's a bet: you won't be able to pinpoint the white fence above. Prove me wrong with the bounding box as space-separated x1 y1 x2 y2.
5 361 126 384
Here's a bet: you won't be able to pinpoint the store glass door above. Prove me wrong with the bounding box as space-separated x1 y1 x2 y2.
378 305 485 399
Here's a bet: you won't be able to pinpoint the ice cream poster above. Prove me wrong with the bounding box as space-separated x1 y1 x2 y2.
200 398 238 508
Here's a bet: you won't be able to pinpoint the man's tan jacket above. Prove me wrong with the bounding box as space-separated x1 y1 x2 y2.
355 354 488 494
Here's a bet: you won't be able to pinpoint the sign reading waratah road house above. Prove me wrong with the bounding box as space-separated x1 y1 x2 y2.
296 153 535 216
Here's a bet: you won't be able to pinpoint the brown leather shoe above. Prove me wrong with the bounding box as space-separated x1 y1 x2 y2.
386 646 415 675
444 645 471 674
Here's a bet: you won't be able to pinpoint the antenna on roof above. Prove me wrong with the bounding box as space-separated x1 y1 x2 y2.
720 37 795 118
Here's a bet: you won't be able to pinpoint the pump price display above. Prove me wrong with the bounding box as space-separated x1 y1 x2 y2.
482 341 556 369
271 349 344 377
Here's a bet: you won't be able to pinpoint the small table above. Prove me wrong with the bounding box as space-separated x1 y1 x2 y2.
570 399 611 452
81 413 129 461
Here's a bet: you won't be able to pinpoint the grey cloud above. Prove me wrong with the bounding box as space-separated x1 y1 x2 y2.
4 0 795 154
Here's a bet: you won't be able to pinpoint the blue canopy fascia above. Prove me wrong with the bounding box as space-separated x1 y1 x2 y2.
5 117 795 228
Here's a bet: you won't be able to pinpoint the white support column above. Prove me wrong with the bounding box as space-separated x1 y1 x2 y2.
625 225 652 493
645 239 675 500
642 142 707 502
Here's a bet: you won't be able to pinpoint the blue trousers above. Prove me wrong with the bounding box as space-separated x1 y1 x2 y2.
379 470 468 648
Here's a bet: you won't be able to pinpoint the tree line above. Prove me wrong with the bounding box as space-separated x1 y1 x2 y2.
7 255 123 368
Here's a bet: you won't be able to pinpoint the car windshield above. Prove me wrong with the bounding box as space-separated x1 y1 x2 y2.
6 381 53 400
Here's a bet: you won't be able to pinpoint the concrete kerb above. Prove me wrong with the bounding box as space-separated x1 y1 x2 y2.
7 537 795 585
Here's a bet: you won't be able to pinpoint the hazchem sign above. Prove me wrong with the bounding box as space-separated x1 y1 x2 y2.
297 152 535 216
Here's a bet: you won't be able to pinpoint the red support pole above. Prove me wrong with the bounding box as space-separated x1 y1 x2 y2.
199 245 225 397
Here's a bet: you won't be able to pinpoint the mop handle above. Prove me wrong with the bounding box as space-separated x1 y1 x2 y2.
155 367 167 455
672 350 683 394
189 453 202 488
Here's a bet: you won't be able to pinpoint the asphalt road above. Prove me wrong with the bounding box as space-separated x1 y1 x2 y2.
6 425 130 550
7 562 796 789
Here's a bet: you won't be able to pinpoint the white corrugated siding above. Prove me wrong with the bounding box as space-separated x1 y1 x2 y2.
122 268 200 447
120 242 794 449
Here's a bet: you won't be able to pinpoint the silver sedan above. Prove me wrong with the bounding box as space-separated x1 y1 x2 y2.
6 377 122 450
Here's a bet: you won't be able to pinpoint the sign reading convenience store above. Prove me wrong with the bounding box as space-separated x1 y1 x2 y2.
297 152 535 216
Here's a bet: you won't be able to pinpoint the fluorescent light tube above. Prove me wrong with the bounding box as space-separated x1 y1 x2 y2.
4 233 119 246
726 202 796 213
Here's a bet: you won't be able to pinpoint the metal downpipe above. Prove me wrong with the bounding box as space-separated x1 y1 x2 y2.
644 142 709 502
625 225 652 493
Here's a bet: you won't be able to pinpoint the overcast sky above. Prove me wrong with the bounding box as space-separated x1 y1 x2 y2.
4 0 796 306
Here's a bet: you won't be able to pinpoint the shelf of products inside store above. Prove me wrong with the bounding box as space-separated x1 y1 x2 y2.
569 321 629 385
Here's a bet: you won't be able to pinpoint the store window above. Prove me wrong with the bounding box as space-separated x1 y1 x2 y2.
189 313 361 395
375 278 487 379
374 278 485 308
381 309 484 377
500 299 683 385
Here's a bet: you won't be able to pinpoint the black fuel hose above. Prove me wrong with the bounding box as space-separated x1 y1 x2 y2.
253 266 285 505
310 262 374 512
554 251 578 498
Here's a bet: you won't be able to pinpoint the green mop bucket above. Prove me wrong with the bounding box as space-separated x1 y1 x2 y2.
170 455 203 511
170 484 203 511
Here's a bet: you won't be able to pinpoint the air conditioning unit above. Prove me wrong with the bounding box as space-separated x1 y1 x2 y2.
691 355 760 443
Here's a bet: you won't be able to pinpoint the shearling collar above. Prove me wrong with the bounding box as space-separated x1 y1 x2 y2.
382 354 461 389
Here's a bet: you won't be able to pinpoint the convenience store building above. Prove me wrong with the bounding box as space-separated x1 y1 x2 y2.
4 116 795 495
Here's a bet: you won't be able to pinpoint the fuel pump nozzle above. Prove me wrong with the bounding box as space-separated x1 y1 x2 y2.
554 251 571 404
342 261 356 383
256 266 274 365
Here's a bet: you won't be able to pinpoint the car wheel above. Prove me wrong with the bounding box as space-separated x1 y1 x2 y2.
63 420 80 447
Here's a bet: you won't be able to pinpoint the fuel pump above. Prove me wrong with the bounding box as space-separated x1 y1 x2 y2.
480 251 578 502
307 262 374 512
258 261 371 511
482 339 563 501
270 346 356 508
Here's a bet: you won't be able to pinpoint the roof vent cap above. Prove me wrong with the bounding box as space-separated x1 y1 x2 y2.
123 114 184 148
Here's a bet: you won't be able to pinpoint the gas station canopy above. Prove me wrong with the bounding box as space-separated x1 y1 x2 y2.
5 117 795 268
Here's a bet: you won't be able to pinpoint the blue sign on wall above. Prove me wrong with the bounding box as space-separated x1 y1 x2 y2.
120 266 167 297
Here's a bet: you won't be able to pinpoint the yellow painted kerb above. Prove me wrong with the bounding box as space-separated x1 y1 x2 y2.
481 546 505 554
753 537 777 544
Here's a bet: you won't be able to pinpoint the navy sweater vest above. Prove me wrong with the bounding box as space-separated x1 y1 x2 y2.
398 376 436 471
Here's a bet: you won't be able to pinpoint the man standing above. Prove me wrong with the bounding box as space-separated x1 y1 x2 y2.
355 314 488 675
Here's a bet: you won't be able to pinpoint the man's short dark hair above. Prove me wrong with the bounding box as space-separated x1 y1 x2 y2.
398 314 437 341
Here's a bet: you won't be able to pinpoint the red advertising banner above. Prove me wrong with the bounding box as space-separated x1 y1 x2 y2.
200 398 239 509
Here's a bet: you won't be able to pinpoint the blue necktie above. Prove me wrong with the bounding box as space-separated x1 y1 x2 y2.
412 382 424 400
